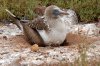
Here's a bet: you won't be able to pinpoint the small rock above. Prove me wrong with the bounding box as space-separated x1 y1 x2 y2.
0 52 9 55
3 36 7 40
34 5 46 16
14 49 20 52
31 44 39 52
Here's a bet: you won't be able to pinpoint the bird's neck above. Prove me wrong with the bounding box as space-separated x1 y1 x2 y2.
44 16 66 32
44 16 59 27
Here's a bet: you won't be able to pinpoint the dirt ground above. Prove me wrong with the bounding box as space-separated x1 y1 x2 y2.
0 23 100 66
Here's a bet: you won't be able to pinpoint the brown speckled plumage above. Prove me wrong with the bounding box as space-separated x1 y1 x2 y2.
6 9 47 46
28 17 48 30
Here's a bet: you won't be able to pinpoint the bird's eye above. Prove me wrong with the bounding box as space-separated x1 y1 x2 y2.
52 9 60 16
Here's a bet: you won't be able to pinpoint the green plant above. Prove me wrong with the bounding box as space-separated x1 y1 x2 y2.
0 0 100 22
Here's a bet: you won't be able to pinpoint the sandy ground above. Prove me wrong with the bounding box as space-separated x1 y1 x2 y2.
0 23 100 66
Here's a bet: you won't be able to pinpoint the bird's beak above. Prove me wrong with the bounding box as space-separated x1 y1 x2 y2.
60 10 69 15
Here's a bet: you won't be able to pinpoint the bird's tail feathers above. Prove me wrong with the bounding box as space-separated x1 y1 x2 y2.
5 9 23 30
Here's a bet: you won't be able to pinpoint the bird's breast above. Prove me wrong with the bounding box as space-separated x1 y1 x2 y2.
37 18 69 46
37 25 67 46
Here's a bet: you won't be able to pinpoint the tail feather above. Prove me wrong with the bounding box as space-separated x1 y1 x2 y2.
5 9 23 31
5 9 45 46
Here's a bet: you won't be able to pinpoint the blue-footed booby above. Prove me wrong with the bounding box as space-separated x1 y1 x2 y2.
6 5 69 46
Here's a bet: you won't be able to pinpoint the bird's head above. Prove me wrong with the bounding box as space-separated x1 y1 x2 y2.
44 5 68 19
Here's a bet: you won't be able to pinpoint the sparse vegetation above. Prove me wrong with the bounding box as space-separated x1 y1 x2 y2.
0 0 100 22
66 32 100 66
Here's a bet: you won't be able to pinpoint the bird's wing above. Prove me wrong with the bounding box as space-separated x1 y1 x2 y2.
27 17 48 30
5 9 45 46
6 9 48 30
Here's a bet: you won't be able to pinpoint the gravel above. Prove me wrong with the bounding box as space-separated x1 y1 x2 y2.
0 23 100 66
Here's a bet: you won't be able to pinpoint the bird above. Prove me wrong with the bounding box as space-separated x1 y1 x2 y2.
37 5 69 46
6 5 69 46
